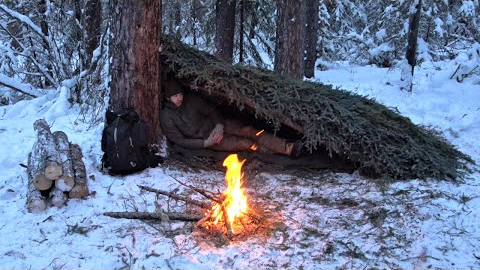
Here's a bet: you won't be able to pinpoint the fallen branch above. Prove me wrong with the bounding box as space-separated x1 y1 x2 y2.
138 185 211 209
0 74 43 98
170 176 221 203
103 211 203 222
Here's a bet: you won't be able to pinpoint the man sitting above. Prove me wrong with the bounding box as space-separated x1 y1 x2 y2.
159 77 302 157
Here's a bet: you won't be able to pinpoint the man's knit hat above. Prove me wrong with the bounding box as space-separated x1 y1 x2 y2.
164 77 184 98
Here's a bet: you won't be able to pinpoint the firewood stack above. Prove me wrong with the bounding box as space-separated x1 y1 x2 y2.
26 119 89 212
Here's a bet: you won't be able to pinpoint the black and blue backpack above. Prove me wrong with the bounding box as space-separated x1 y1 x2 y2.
101 108 161 175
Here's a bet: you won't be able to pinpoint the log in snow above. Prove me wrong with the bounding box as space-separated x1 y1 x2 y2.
26 153 47 212
33 119 62 180
68 143 89 199
50 188 67 207
53 131 75 192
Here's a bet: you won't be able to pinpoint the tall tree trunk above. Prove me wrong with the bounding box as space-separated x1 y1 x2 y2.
402 0 422 92
215 0 236 63
173 1 181 38
304 0 319 78
109 0 162 144
406 0 422 75
239 0 244 63
191 0 198 46
274 0 306 79
84 0 101 67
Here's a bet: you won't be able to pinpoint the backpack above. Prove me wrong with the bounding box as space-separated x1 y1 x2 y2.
101 108 154 175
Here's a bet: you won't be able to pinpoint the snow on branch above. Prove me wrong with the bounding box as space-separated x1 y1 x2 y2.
0 74 43 98
0 4 49 45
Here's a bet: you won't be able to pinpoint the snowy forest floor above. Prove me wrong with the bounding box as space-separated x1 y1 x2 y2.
0 61 479 269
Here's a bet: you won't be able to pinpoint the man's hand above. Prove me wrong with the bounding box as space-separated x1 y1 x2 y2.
204 124 223 147
210 124 224 143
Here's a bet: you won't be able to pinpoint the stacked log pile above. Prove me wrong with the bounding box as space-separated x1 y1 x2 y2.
26 119 89 212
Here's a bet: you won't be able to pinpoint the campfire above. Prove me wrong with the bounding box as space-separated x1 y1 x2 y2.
204 154 250 237
105 153 274 241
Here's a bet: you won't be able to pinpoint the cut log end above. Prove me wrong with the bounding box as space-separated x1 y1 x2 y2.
55 176 75 192
68 185 89 199
45 162 62 180
28 200 48 213
50 188 67 207
33 173 53 191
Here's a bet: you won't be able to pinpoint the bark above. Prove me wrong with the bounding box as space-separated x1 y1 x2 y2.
191 0 199 46
138 185 211 208
53 131 75 192
26 153 48 213
304 0 319 78
28 142 52 191
109 0 162 143
69 143 89 199
215 0 236 63
275 0 306 79
32 119 62 184
239 0 244 63
104 211 203 221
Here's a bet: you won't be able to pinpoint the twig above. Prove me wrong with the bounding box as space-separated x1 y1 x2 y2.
450 64 461 80
103 211 203 222
138 185 211 209
400 255 441 261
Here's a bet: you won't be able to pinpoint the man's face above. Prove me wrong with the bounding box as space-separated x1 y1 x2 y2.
169 93 183 107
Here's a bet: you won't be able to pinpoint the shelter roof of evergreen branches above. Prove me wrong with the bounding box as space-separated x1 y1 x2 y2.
160 35 475 181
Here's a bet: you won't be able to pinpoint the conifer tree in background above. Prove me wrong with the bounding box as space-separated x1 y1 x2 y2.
304 0 319 78
274 0 306 79
109 0 162 143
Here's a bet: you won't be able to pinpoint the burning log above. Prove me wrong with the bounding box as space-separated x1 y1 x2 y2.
68 143 89 199
53 131 75 192
103 211 203 222
26 153 47 213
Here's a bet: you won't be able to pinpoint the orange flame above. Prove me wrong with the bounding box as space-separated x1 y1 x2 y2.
211 154 248 232
250 143 258 151
256 130 264 136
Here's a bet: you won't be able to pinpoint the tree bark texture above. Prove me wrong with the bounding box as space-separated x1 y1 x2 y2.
406 0 422 76
68 143 89 199
33 119 62 185
109 0 162 143
215 0 236 63
53 131 75 192
239 0 244 63
275 0 306 79
304 0 319 78
27 153 48 213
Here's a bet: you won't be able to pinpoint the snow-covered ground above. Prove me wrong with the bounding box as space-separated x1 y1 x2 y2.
0 61 479 269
